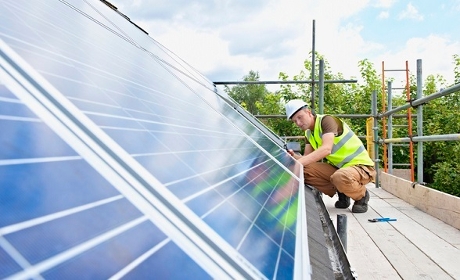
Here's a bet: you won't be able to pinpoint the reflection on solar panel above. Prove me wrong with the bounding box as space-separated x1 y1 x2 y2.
0 0 313 279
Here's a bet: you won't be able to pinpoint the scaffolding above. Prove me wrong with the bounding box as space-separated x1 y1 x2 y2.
216 59 460 188
375 59 460 185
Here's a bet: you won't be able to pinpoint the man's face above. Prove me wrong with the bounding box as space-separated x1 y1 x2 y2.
291 109 313 131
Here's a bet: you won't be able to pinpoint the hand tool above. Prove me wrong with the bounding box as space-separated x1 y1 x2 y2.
368 217 397 222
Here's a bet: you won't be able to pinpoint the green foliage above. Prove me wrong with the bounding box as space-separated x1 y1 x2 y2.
454 54 460 84
255 92 301 139
421 68 460 195
431 160 460 197
224 70 268 115
223 70 300 142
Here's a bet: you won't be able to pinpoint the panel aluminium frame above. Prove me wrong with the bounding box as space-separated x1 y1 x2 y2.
0 39 266 279
0 34 309 278
294 172 310 279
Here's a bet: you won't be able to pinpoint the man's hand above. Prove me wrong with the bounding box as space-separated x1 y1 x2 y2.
287 149 302 160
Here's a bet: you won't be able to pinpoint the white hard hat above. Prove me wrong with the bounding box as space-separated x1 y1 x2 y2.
285 99 308 119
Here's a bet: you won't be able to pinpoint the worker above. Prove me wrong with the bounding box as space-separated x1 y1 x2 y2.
285 99 376 213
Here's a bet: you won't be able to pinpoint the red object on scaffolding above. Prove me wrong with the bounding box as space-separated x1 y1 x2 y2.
381 61 415 182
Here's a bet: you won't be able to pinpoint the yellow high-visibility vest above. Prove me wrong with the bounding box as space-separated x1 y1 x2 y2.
305 114 374 168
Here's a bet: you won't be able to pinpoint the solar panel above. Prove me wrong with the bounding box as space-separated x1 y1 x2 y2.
0 0 311 279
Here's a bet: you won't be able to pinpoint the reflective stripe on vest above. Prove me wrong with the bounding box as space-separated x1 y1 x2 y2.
305 114 374 168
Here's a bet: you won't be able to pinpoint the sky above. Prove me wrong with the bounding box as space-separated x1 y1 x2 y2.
108 0 460 89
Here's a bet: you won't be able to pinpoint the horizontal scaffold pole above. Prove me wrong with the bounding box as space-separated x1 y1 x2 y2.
384 134 460 143
380 83 460 117
255 114 407 119
213 80 357 85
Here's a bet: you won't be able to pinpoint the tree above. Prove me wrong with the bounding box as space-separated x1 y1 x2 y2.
255 92 301 142
224 70 268 115
421 56 460 195
454 54 460 84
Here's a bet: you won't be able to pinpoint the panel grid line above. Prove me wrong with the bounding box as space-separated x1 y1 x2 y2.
0 96 21 103
7 216 149 280
0 195 124 236
167 157 262 189
0 236 41 280
0 156 82 166
0 115 41 122
236 168 285 251
108 238 171 280
181 160 267 204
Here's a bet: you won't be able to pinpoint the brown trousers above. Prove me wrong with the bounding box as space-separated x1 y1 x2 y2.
304 162 376 201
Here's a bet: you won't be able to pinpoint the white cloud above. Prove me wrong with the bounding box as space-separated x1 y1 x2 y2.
108 0 459 88
373 0 396 8
398 3 424 21
370 35 459 88
378 11 390 19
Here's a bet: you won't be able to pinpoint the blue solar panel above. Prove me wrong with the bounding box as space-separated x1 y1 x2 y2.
0 0 310 279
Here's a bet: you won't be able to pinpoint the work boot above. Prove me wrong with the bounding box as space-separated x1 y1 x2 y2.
352 190 370 213
334 192 350 208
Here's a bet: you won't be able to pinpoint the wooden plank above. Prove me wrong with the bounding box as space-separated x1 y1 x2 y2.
322 186 459 279
322 194 401 279
387 199 460 250
370 188 460 278
380 172 460 229
356 192 451 279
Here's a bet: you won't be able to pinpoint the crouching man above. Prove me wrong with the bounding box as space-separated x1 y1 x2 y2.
285 100 376 213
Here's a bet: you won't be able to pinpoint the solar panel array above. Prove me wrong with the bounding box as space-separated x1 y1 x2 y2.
0 0 314 279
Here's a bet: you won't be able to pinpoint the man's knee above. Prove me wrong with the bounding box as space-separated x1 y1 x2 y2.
303 163 317 175
304 162 336 177
330 168 354 186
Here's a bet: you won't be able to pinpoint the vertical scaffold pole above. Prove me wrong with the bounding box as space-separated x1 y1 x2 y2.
372 90 380 188
387 81 393 173
381 62 388 172
416 59 424 182
405 61 415 182
319 59 324 114
311 20 316 113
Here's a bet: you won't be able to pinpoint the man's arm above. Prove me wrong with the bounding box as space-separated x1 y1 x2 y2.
288 116 339 165
303 143 313 156
289 133 334 166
